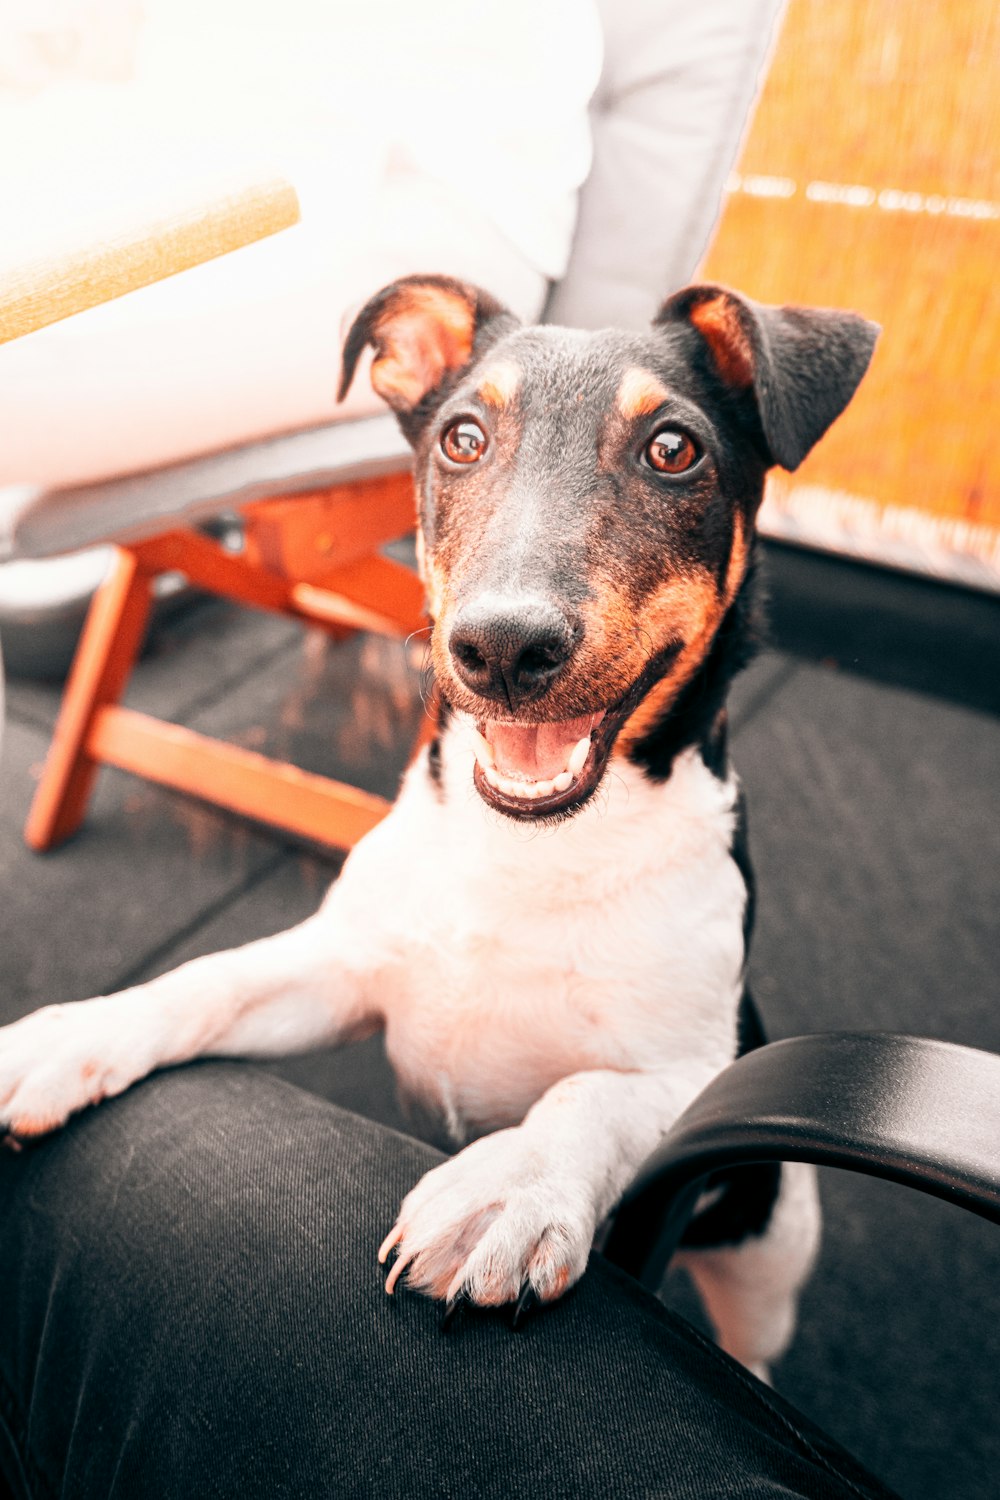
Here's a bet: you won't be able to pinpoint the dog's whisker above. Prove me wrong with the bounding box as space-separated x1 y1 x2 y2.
416 665 438 712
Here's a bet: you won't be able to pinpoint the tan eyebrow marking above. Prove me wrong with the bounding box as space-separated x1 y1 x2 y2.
475 360 522 409
615 367 672 421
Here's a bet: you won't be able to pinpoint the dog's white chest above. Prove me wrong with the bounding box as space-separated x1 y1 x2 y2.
329 739 747 1143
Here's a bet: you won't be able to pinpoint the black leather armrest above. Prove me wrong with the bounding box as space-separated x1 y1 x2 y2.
604 1032 1000 1291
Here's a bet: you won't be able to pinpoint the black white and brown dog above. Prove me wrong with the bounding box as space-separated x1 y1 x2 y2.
0 276 877 1377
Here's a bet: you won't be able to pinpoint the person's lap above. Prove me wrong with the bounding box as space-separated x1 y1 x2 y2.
0 1062 894 1498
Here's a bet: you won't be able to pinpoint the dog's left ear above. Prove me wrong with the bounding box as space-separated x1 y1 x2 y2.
338 274 516 431
656 284 880 471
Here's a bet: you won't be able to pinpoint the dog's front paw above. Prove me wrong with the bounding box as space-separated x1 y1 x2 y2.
0 999 137 1138
378 1128 595 1312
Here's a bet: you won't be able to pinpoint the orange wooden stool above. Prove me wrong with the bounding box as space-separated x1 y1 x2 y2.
24 471 427 853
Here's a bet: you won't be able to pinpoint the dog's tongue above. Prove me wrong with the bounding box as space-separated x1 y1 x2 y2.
481 713 597 780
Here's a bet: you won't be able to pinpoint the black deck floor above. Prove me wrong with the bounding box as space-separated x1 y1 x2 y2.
1 543 998 1500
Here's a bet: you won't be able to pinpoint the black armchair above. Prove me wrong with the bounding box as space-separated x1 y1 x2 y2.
606 1032 1000 1291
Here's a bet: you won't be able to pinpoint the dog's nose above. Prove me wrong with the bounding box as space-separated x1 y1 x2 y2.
449 599 578 705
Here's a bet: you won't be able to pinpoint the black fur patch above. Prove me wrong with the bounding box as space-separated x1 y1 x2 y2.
680 990 781 1249
700 708 728 780
427 737 443 793
637 572 762 1255
729 786 756 960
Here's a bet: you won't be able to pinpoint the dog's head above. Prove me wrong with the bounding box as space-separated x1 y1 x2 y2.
340 275 878 820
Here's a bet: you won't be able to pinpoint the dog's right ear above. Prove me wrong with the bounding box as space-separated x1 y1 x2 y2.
657 284 879 472
338 275 516 435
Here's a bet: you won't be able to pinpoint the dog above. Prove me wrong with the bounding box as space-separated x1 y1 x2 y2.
0 276 877 1376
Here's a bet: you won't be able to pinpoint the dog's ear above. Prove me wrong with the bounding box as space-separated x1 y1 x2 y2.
656 284 880 471
338 275 516 430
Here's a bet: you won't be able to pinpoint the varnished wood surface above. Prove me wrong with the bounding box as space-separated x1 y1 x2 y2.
701 0 999 585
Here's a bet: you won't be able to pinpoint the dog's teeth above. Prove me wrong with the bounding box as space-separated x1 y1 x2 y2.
567 737 591 778
480 763 575 803
472 730 495 769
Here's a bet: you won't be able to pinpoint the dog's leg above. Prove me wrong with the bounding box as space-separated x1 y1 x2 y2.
0 906 379 1140
678 1162 822 1381
379 1065 719 1311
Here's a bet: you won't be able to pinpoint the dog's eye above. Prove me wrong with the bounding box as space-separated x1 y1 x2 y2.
645 429 699 475
441 419 488 465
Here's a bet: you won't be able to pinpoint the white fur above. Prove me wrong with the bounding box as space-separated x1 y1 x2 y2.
0 726 818 1369
678 1161 822 1378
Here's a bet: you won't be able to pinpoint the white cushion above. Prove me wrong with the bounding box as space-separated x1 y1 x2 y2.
549 0 784 330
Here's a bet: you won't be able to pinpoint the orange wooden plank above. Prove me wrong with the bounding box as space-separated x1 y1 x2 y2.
294 555 426 638
135 530 296 612
25 549 152 851
86 705 391 850
137 529 425 638
242 471 418 580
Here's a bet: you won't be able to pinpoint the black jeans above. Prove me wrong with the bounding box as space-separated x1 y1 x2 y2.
0 1063 896 1499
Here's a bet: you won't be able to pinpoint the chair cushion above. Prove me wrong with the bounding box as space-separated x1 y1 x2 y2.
0 416 410 563
547 0 784 330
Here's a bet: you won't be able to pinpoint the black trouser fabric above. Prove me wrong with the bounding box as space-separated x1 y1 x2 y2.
0 1062 896 1499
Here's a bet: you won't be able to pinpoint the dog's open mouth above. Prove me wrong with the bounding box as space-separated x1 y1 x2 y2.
463 645 682 820
470 708 622 819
